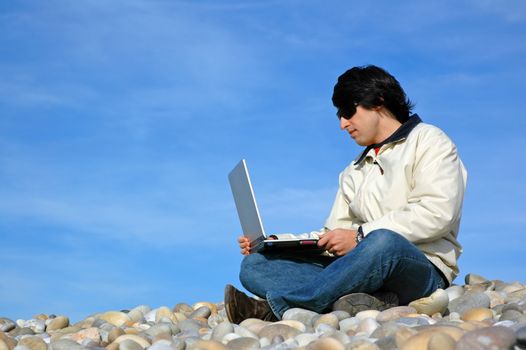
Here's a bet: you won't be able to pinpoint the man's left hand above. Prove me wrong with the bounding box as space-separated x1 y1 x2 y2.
318 228 358 256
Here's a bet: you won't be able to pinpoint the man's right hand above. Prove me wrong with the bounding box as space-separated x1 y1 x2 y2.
238 236 251 256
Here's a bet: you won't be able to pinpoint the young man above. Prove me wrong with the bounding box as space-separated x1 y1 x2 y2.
225 65 467 323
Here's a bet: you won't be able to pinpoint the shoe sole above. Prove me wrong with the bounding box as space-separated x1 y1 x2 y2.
332 293 389 316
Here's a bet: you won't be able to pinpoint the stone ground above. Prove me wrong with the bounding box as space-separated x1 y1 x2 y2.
1 273 526 350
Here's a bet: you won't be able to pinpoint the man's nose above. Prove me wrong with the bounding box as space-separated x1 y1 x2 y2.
340 117 350 130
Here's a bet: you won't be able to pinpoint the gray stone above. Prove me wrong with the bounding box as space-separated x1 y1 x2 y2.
305 337 345 350
456 326 516 350
373 335 397 350
369 321 402 339
447 292 490 316
258 324 300 341
211 321 234 342
395 317 429 327
179 319 202 334
227 337 260 350
282 308 319 327
9 327 35 337
376 306 416 323
465 273 488 285
189 306 212 319
445 285 464 302
331 311 351 321
119 339 143 350
49 339 87 350
0 318 16 332
500 309 524 323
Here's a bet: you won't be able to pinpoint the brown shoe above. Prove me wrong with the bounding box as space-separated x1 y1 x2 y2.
224 284 278 324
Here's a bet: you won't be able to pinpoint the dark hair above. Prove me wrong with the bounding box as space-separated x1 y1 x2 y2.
332 65 414 123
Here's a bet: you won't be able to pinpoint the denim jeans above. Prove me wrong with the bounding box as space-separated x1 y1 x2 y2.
239 229 447 319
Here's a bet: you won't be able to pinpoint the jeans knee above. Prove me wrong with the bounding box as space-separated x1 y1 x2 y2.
239 253 266 288
362 229 407 254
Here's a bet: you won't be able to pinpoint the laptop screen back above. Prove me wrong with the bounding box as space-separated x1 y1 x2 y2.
228 159 267 243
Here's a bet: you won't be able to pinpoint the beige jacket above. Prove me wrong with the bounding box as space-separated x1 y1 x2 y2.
277 116 467 283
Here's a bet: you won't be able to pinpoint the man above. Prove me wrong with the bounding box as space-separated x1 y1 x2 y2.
225 65 467 323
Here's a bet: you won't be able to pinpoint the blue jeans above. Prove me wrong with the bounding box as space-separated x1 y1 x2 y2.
239 229 447 319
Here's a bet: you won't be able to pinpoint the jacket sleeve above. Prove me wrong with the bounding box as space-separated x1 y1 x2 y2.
360 131 467 244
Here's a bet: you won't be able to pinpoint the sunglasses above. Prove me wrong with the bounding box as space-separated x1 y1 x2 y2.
337 102 359 120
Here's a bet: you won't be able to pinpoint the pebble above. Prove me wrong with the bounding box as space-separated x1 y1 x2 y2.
456 325 516 350
447 292 491 316
1 273 526 350
408 288 449 315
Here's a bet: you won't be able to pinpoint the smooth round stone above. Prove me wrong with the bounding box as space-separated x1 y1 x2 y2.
208 314 225 328
465 273 489 285
373 335 397 349
148 340 176 350
395 316 429 327
320 330 349 344
400 327 464 350
509 288 526 300
500 282 525 294
330 311 350 321
18 336 48 350
190 306 212 320
408 289 449 315
174 303 194 314
119 339 144 350
143 309 157 323
485 291 506 308
145 323 178 338
465 281 495 293
156 307 177 323
48 339 86 350
355 310 380 321
274 320 306 332
193 302 217 315
10 327 35 337
239 319 269 335
456 325 516 350
314 314 339 330
305 337 344 350
447 292 490 316
108 327 125 343
295 333 319 347
376 306 416 323
345 338 380 349
226 336 260 350
338 317 359 333
233 325 258 339
210 321 234 342
220 332 240 343
0 318 16 332
127 309 144 323
427 332 456 350
179 319 203 334
188 340 228 350
516 324 526 345
0 334 17 350
461 308 494 322
501 302 523 313
370 320 402 339
99 311 130 327
130 305 151 315
501 309 526 323
46 316 70 331
113 334 151 348
66 327 101 344
315 323 336 335
25 319 46 333
445 285 464 302
356 318 379 336
258 324 300 341
282 308 319 327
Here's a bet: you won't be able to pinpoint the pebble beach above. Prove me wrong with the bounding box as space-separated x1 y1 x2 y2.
2 273 526 350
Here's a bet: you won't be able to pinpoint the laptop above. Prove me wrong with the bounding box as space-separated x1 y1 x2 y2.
228 159 321 253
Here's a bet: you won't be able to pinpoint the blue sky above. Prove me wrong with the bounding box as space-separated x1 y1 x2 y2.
1 0 525 322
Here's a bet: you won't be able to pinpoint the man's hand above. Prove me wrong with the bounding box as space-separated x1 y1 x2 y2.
238 236 251 256
317 229 358 256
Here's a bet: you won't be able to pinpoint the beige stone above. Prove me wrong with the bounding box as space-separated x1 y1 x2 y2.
189 340 228 350
113 334 150 349
100 311 131 327
376 306 417 322
428 332 456 350
0 332 16 350
193 302 218 315
399 326 465 350
108 327 125 343
46 316 70 331
461 307 494 322
394 327 418 348
0 340 8 350
18 336 48 350
274 320 306 332
306 337 344 350
155 307 176 323
408 289 449 316
314 313 339 329
258 323 300 340
239 318 270 334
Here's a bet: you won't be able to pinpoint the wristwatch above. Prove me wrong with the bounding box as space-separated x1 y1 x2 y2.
355 226 364 245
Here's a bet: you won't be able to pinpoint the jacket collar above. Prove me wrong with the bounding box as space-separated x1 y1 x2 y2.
354 114 422 164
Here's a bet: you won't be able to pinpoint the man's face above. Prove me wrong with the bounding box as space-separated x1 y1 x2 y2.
339 105 382 146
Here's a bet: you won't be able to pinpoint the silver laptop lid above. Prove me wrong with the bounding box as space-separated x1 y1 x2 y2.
228 159 267 245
